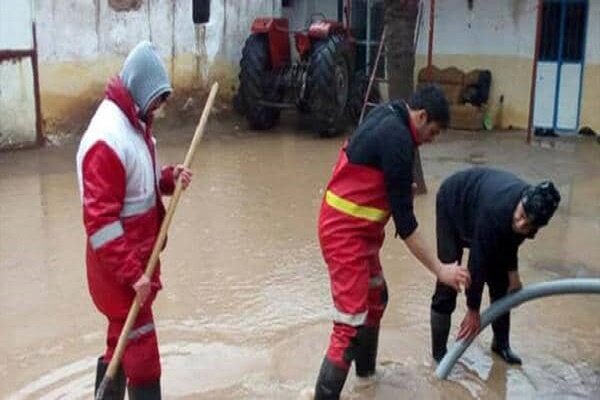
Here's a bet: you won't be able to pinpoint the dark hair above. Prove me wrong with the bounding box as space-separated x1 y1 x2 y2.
407 84 450 129
159 91 171 103
521 181 561 227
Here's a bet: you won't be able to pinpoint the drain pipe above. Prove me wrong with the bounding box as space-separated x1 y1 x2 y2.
436 278 600 379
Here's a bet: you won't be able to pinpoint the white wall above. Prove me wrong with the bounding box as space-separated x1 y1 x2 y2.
0 0 33 50
413 0 600 131
415 0 537 57
33 0 281 132
220 0 283 64
0 59 37 147
0 0 37 148
584 0 600 63
413 0 539 128
36 0 281 66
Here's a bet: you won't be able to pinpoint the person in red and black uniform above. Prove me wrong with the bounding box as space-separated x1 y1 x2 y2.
77 41 192 399
431 168 560 365
313 85 471 399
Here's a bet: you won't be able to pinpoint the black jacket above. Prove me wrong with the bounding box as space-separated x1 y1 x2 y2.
438 167 529 310
346 101 418 239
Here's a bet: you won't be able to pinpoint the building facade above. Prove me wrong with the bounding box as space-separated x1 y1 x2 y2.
0 0 597 148
415 0 598 132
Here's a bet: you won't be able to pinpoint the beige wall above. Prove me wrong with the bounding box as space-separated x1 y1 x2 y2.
413 0 599 133
39 54 238 132
415 54 535 129
414 57 600 132
579 63 600 131
36 0 280 133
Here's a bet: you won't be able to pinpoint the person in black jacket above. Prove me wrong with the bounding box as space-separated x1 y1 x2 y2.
431 168 561 365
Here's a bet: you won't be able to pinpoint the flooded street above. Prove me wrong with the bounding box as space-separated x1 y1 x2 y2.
1 116 599 399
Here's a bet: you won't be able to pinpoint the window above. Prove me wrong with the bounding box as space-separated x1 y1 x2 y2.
538 1 588 63
562 2 587 62
192 0 210 24
539 2 561 61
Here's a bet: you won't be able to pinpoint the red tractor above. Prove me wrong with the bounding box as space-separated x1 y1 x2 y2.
234 15 365 136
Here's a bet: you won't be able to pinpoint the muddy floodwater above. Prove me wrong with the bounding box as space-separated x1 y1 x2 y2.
1 116 599 399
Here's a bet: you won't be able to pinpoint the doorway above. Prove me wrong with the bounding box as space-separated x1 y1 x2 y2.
533 0 588 134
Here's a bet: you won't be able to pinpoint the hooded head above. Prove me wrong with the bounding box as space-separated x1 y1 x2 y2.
119 41 172 117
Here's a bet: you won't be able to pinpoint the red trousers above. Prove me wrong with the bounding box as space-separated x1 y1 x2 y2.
324 254 388 369
103 305 161 385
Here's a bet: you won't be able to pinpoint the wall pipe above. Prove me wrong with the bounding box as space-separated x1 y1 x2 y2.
426 0 435 79
527 0 543 143
436 278 600 379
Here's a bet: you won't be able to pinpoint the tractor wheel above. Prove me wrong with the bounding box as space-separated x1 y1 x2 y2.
347 71 381 125
232 90 245 115
307 35 351 137
238 34 280 130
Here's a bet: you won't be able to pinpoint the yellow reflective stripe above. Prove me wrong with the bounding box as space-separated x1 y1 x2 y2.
325 190 388 222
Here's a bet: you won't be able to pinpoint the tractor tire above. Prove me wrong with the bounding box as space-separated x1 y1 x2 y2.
307 35 351 137
347 71 381 125
238 34 280 130
232 90 245 115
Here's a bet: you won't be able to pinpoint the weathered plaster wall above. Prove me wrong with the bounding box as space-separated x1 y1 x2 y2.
0 58 37 147
35 0 280 132
0 0 37 147
414 0 537 129
414 0 599 131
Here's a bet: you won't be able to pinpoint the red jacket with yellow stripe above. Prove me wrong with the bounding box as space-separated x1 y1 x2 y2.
76 77 175 318
319 101 420 265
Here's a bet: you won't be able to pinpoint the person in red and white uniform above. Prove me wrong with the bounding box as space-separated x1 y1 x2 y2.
313 85 471 399
76 41 192 399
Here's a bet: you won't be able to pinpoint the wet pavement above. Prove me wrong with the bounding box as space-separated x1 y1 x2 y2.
1 115 599 399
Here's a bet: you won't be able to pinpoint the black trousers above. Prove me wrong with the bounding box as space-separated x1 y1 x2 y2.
431 197 511 347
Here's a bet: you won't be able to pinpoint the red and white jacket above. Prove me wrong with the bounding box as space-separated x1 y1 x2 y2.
76 77 175 318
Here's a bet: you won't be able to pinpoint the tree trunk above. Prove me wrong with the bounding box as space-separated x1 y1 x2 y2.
384 0 427 194
384 0 419 100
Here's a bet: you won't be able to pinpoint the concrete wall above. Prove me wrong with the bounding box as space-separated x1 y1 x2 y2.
35 0 280 133
415 0 538 129
0 58 37 147
414 0 599 131
0 0 37 148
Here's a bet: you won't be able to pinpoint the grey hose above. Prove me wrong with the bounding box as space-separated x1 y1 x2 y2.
436 278 600 379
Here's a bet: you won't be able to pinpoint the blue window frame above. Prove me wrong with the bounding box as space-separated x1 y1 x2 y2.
536 0 588 132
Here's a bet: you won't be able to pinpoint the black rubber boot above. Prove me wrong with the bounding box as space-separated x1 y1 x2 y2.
314 357 349 400
491 313 522 365
355 326 379 377
431 310 451 363
127 380 161 400
94 356 126 400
